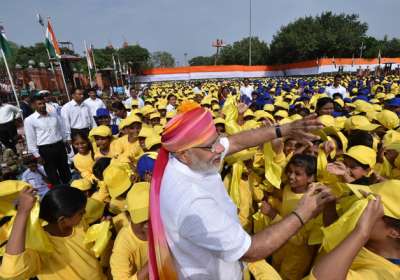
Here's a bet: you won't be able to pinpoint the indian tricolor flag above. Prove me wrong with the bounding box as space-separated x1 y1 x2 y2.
0 25 11 57
45 21 61 58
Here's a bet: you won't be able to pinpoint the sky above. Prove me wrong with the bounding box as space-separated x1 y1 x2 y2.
2 0 399 65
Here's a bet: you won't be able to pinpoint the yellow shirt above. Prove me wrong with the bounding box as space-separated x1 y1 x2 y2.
113 135 143 163
308 248 400 279
110 226 148 280
0 222 106 280
93 140 119 160
73 152 95 181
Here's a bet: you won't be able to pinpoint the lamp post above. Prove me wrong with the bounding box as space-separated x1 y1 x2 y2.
249 0 252 66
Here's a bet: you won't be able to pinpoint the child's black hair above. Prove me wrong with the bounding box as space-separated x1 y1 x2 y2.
92 157 112 180
347 130 373 148
39 186 87 223
286 154 317 176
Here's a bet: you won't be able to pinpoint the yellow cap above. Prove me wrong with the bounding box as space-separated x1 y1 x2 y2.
344 145 376 168
375 110 400 130
89 125 112 138
263 104 274 112
149 112 161 120
212 104 220 111
118 118 128 130
290 114 302 121
243 109 255 118
274 101 289 110
214 117 226 126
103 164 132 198
145 135 161 150
141 105 155 116
125 115 142 127
0 180 31 216
166 111 176 119
139 126 157 138
319 115 335 127
127 182 150 224
274 110 289 118
70 179 92 191
344 115 380 131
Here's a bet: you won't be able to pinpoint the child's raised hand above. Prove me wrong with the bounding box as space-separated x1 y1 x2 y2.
327 161 347 176
355 195 384 237
16 187 37 214
260 200 278 219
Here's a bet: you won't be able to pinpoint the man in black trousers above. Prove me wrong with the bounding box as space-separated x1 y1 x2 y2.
24 95 71 186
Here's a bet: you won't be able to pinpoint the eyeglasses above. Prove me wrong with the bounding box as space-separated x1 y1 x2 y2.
192 136 222 153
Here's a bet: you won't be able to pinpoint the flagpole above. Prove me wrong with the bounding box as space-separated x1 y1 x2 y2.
37 15 61 93
47 17 70 100
91 44 98 73
1 48 20 109
84 40 93 86
58 60 70 100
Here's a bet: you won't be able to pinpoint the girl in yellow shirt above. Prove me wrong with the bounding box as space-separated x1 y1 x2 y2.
0 187 106 280
72 132 96 182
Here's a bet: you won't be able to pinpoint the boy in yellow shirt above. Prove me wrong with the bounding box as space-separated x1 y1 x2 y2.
110 182 150 280
113 115 144 163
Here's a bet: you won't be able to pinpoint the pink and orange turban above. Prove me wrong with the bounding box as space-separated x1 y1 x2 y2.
149 102 216 280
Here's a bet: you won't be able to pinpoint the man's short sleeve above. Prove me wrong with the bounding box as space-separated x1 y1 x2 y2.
219 137 230 159
178 196 251 262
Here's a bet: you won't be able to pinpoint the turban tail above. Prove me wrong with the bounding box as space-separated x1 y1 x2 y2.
149 106 216 280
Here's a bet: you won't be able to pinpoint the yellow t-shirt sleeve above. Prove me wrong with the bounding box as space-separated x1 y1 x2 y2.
110 228 138 280
0 250 41 280
247 260 282 280
308 269 381 280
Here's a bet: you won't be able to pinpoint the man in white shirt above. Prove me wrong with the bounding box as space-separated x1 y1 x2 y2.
239 79 254 102
24 95 71 185
38 90 61 115
166 94 177 112
149 106 335 279
61 88 94 140
83 88 106 119
124 88 144 109
325 74 348 99
0 97 22 152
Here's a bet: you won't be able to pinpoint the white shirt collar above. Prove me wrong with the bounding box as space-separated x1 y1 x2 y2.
169 155 217 179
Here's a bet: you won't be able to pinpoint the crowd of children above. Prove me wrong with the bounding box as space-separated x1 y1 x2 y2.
0 73 400 279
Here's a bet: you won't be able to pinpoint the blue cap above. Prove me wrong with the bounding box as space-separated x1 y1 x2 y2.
137 154 155 180
96 108 110 117
386 98 400 107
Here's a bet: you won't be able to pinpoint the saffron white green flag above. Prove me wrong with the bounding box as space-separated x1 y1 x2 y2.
45 21 61 58
0 25 11 57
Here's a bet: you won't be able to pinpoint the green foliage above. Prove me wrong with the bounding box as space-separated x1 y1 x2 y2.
189 56 215 66
118 45 151 73
269 12 368 64
219 37 269 65
150 51 175 68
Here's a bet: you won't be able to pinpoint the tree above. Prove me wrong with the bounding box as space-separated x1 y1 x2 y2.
118 45 151 74
189 56 214 66
150 51 175 68
269 12 368 64
219 37 269 65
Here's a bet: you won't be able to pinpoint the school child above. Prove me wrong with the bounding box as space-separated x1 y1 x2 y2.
110 182 150 280
0 187 106 279
72 132 96 182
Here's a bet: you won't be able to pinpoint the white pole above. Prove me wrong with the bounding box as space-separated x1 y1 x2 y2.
91 45 98 73
58 60 70 100
249 0 252 66
84 40 93 86
1 48 20 109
